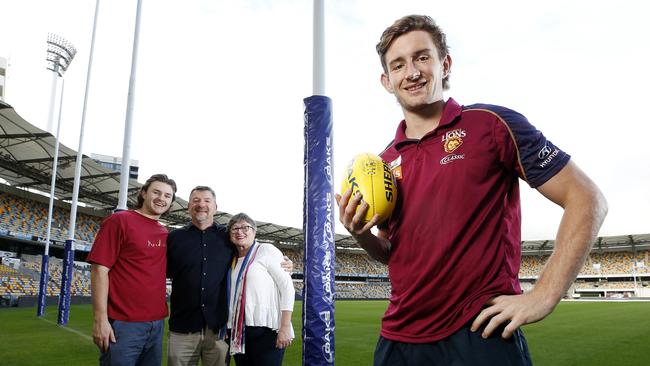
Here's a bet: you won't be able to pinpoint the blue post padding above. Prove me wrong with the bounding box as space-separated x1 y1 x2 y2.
37 254 50 316
57 239 75 325
302 95 336 365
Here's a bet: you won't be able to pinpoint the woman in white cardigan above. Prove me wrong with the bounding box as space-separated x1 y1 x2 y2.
227 213 295 366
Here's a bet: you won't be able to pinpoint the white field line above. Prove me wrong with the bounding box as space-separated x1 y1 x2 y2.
40 316 93 341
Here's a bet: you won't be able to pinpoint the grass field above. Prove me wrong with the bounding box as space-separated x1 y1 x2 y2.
1 300 649 365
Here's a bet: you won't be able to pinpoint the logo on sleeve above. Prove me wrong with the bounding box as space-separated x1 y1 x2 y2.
442 129 466 153
538 144 559 168
389 155 403 180
538 145 552 159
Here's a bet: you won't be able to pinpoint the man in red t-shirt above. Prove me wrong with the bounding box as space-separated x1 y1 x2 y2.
87 174 177 366
336 15 608 366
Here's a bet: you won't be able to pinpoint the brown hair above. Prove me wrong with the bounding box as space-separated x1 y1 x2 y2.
376 15 451 90
136 174 177 210
190 185 216 201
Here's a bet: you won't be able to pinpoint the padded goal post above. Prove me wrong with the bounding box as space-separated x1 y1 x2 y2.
302 95 335 365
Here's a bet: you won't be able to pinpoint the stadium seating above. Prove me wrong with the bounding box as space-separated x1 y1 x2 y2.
280 246 388 278
2 189 650 301
0 191 101 244
336 282 391 299
0 255 91 298
3 248 650 300
520 251 650 278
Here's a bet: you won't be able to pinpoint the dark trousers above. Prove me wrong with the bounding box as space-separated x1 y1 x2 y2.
374 322 532 366
233 326 285 366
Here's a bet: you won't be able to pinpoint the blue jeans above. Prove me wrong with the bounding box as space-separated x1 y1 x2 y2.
99 319 164 366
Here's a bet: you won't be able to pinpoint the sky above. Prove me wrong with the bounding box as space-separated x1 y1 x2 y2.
1 0 649 240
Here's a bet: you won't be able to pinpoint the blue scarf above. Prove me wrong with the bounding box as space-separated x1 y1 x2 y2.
227 241 260 355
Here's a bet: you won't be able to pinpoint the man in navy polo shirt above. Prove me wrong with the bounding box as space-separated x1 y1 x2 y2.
336 15 608 365
167 185 293 366
167 186 233 366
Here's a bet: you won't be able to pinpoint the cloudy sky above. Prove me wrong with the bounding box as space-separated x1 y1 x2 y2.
1 0 648 240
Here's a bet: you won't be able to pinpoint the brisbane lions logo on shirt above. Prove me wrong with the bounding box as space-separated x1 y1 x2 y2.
442 129 466 153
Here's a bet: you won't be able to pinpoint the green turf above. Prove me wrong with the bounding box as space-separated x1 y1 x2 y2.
522 301 650 365
1 301 649 365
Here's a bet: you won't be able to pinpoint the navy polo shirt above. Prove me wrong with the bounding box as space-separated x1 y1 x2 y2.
167 222 235 333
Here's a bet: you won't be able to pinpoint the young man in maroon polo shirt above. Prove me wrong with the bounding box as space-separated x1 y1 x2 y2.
88 174 177 366
336 15 608 365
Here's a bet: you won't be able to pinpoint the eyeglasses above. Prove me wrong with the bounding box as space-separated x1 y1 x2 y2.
231 225 253 233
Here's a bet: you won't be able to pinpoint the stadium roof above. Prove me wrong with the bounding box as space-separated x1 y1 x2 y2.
0 102 142 209
1 101 646 252
0 101 357 248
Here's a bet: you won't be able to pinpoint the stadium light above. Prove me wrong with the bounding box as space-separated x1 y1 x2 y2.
46 33 77 77
45 33 77 133
37 33 76 318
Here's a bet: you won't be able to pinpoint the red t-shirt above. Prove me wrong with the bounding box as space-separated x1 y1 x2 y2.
87 210 169 321
378 98 570 343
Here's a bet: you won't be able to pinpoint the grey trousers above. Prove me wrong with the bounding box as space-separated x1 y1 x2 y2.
167 326 229 366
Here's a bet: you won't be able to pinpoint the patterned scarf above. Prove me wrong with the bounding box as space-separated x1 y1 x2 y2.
227 240 260 355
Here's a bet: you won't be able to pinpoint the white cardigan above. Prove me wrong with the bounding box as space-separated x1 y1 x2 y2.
228 243 295 337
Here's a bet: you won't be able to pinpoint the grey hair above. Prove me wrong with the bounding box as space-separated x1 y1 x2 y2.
227 212 257 233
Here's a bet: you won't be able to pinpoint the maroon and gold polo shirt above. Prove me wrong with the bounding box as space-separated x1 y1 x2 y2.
378 98 569 343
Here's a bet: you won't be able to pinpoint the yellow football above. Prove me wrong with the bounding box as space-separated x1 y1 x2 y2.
340 153 397 224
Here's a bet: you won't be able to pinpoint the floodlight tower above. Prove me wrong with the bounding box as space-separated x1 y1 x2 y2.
37 33 76 317
45 34 77 132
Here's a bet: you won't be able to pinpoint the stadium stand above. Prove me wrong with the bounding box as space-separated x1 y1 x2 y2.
2 187 650 303
520 251 650 277
3 96 650 307
0 254 91 298
0 191 101 244
282 246 387 278
336 282 391 299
